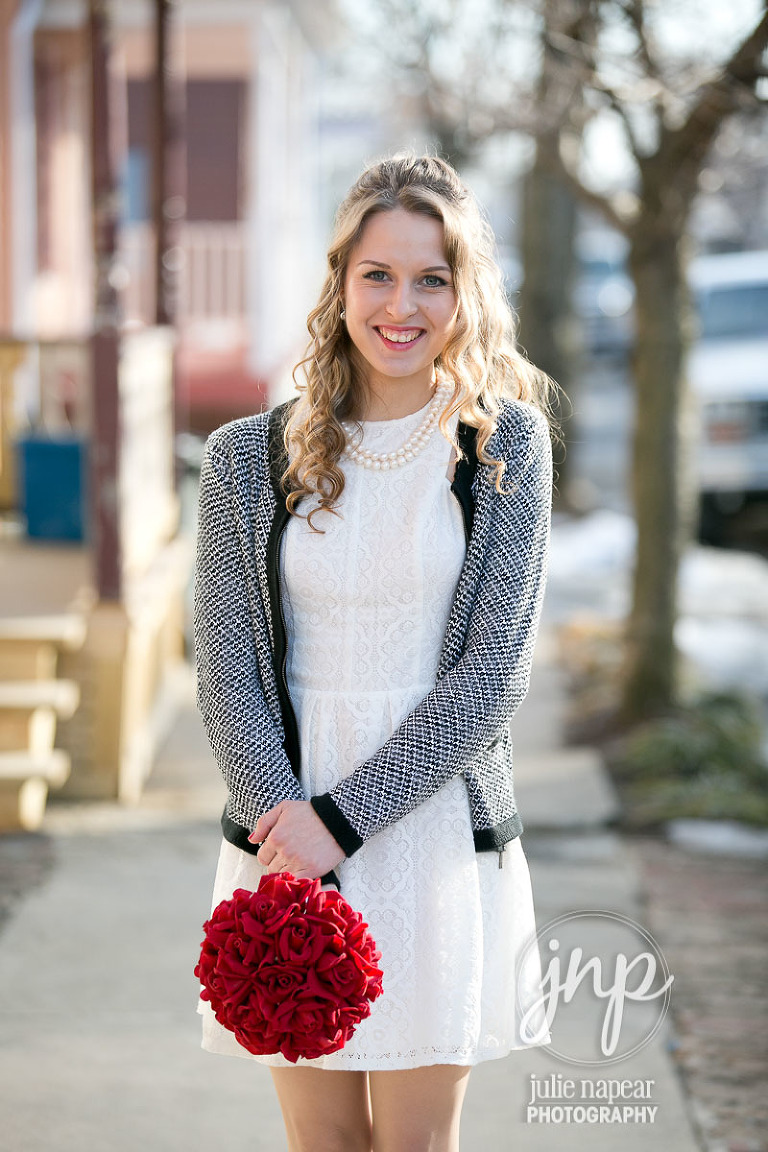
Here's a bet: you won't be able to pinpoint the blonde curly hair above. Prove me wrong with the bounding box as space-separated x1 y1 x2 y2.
283 153 557 530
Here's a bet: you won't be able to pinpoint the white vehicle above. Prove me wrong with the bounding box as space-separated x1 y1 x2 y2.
688 251 768 543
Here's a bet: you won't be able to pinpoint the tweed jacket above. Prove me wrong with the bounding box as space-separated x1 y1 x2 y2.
193 394 553 873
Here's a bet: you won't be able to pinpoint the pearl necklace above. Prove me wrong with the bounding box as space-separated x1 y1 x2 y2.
342 384 451 471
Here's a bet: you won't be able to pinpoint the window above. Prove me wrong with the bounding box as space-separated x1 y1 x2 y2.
696 283 768 341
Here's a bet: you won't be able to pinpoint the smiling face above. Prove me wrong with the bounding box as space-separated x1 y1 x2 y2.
342 208 458 414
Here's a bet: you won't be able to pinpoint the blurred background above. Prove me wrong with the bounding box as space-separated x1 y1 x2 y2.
0 1 767 1150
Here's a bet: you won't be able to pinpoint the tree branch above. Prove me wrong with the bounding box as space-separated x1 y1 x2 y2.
592 77 643 158
662 9 768 182
620 0 663 87
550 149 636 235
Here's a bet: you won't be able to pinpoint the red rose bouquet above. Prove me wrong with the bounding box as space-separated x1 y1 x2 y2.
195 872 384 1063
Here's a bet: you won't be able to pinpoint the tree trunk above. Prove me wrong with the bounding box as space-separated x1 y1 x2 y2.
424 112 475 174
518 133 579 503
620 220 693 722
518 0 598 507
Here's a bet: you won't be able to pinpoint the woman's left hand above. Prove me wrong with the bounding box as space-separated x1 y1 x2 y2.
249 800 346 878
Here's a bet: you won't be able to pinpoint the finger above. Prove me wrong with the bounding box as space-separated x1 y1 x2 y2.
249 809 278 845
256 841 278 867
249 803 284 844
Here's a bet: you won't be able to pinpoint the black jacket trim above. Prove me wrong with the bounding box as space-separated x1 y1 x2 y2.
472 813 524 850
310 794 365 858
450 417 478 544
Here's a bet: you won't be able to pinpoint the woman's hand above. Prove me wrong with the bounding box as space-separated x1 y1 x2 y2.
249 800 346 878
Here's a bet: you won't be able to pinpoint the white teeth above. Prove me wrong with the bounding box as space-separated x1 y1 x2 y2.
379 328 421 343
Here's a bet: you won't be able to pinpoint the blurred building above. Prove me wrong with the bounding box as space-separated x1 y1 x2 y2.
1 0 333 429
0 0 333 830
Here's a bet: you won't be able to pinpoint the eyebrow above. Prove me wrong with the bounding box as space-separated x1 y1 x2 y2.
356 260 452 274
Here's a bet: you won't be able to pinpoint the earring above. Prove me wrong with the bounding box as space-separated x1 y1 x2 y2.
340 309 346 320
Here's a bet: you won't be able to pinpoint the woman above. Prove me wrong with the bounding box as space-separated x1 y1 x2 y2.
195 153 557 1152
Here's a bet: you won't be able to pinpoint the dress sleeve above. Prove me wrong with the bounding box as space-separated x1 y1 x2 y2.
194 432 305 832
309 405 553 856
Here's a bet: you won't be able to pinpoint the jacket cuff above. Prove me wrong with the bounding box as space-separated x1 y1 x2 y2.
310 794 364 858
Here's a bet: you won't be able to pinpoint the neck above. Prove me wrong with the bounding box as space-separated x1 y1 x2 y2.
354 376 438 423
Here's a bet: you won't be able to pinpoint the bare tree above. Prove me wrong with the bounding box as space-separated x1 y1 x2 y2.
548 4 768 721
348 0 530 166
517 0 599 495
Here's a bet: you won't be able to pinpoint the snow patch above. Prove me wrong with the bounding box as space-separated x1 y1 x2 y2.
548 511 768 692
667 819 768 859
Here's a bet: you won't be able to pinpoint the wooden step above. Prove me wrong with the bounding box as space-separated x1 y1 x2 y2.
0 615 87 648
0 615 87 680
0 681 79 753
0 680 80 717
0 749 70 784
0 750 71 831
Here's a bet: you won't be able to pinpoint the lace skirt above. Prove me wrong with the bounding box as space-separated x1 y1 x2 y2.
199 692 551 1071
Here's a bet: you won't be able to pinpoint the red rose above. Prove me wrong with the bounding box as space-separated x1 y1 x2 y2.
316 952 368 999
257 875 317 903
290 1005 329 1039
243 896 296 934
216 942 251 976
254 962 307 1008
300 912 346 957
276 918 328 966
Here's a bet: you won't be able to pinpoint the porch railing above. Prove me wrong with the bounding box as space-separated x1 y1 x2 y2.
119 221 247 328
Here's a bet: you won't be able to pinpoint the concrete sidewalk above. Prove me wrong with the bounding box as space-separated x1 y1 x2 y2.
0 620 701 1152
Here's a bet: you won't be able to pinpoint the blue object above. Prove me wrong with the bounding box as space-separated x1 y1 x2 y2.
16 434 89 541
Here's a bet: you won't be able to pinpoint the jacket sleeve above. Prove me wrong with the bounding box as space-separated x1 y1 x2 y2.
194 431 305 832
309 404 553 856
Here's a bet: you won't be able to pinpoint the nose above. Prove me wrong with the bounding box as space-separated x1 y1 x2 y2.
385 280 418 320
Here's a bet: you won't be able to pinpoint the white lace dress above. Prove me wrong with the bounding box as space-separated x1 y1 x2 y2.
199 400 551 1070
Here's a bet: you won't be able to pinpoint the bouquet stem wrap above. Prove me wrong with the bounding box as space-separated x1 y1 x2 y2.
196 872 384 1063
